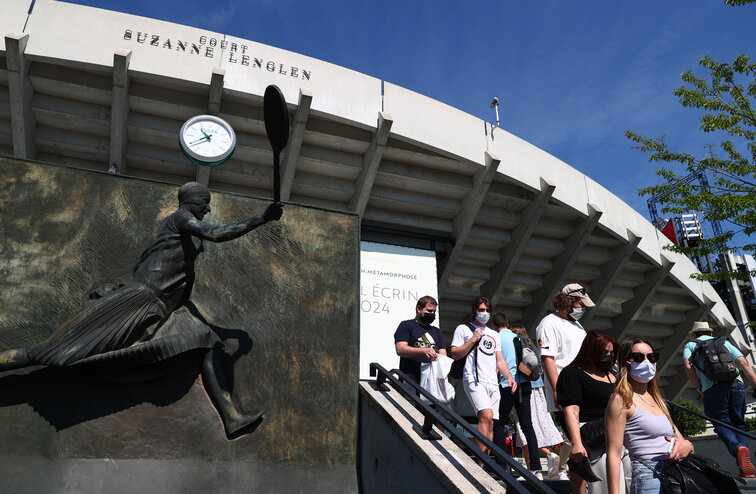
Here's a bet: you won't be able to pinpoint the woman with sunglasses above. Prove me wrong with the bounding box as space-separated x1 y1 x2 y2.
557 330 624 494
606 337 694 494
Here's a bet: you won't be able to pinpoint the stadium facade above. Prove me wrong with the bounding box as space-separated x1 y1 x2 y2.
1 0 750 403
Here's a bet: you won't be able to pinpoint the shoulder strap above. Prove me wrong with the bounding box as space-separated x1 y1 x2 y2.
465 322 480 383
514 335 523 365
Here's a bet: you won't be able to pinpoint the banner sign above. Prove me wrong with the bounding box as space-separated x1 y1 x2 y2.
359 242 439 379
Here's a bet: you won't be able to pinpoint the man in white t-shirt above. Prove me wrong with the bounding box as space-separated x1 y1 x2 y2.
451 296 516 457
536 283 593 479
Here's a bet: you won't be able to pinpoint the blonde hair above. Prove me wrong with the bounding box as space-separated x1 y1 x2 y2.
614 336 674 424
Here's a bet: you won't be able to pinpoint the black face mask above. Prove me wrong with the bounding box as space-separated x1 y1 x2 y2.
420 313 436 325
596 353 614 370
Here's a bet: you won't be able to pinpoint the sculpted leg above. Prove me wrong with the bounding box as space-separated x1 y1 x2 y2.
0 348 30 372
201 348 264 438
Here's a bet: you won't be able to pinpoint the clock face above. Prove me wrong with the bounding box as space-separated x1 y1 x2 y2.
179 115 237 166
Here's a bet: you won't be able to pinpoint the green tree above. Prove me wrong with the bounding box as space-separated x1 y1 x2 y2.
626 53 756 281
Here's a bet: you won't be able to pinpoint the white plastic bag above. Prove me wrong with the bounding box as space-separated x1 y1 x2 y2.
420 354 456 404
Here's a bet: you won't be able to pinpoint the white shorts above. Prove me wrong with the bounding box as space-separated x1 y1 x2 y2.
463 381 500 419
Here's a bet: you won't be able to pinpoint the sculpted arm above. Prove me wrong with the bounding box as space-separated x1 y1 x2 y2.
181 203 283 242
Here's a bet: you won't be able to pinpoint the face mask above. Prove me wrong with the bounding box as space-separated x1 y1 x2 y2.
629 360 656 383
476 312 490 325
420 312 435 325
569 307 585 321
596 353 614 370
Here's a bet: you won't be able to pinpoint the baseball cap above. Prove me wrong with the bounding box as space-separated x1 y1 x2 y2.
561 283 595 307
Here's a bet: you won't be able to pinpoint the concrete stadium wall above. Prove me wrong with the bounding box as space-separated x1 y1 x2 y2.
0 158 360 493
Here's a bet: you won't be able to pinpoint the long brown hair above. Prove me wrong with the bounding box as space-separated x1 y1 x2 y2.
615 336 673 422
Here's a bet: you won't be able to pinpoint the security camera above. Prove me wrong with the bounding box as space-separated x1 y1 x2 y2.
490 97 499 108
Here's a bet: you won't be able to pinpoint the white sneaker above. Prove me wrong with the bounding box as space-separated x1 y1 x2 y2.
530 470 544 481
547 452 559 478
557 471 569 481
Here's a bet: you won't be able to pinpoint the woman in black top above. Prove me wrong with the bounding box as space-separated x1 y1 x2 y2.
557 330 626 494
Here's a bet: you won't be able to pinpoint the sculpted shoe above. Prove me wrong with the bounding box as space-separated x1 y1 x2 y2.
225 409 265 439
738 446 755 478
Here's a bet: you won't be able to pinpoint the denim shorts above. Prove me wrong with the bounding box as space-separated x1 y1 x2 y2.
630 458 667 494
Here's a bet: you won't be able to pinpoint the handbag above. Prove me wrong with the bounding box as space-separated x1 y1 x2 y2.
579 417 605 450
653 454 738 494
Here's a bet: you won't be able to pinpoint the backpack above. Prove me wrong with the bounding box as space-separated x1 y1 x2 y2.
514 333 543 382
449 323 478 381
691 337 739 383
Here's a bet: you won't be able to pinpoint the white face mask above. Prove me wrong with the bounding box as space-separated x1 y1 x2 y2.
476 311 490 325
629 360 656 383
570 307 585 321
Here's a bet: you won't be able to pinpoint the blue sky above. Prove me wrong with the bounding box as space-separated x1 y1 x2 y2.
67 0 755 226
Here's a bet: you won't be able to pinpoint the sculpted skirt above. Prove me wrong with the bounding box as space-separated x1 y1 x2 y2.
26 282 222 367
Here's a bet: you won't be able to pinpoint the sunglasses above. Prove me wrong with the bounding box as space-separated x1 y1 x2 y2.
567 287 587 296
627 352 659 364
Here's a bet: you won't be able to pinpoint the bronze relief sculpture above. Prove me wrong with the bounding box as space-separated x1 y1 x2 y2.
0 182 284 439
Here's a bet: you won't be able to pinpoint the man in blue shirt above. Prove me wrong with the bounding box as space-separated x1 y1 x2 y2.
491 313 541 479
683 321 756 478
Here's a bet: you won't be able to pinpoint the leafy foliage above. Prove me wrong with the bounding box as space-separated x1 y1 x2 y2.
671 398 708 437
626 53 756 281
746 414 756 432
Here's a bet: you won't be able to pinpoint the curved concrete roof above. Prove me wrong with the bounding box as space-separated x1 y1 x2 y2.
0 0 744 398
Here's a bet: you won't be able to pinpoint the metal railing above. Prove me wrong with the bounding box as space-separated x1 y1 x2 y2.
369 362 558 494
666 399 756 441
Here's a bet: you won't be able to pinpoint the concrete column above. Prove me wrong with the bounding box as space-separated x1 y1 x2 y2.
438 152 500 294
6 33 37 160
109 49 131 174
281 88 313 201
196 68 225 186
349 111 391 215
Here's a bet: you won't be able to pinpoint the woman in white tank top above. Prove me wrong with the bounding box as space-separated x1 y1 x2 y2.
605 337 694 494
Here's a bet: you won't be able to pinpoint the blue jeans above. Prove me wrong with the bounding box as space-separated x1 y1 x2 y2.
630 459 667 494
702 380 749 457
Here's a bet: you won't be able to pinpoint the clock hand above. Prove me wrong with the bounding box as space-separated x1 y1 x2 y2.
201 128 212 140
188 135 211 146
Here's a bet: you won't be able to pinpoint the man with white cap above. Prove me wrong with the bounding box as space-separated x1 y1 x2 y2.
684 321 756 478
535 283 594 480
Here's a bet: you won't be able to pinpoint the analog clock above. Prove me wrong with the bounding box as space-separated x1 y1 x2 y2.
179 115 237 167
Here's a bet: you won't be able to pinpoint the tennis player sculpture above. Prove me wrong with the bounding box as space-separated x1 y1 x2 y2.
0 182 284 439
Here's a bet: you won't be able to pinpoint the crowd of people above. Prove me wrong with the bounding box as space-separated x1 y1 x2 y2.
393 284 755 493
